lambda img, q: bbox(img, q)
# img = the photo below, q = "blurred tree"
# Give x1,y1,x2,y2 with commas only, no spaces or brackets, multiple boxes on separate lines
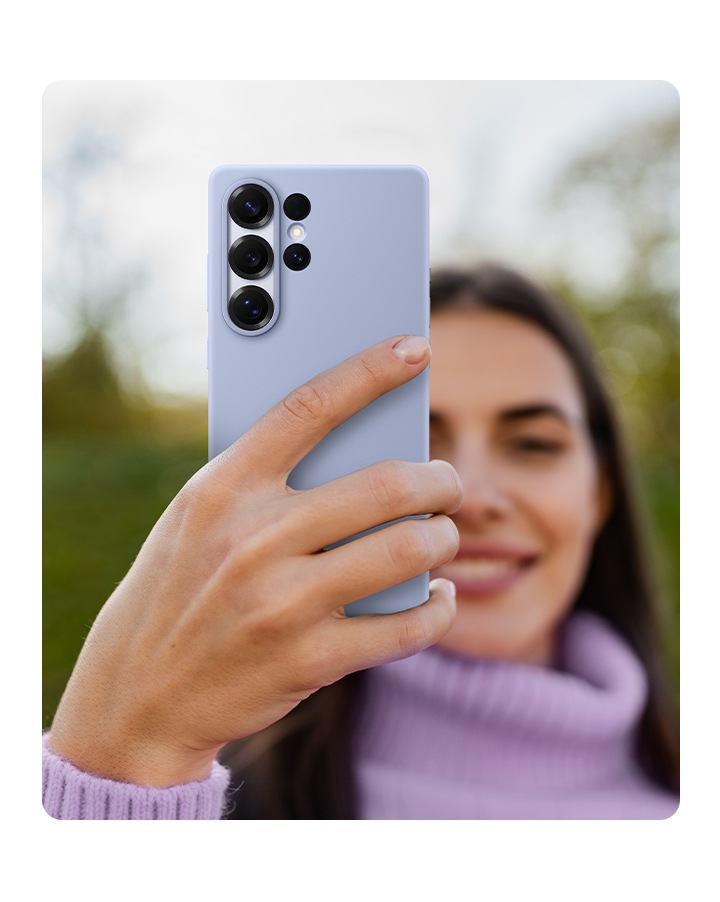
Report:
43,327,135,436
42,125,200,440
43,125,147,385
544,114,679,464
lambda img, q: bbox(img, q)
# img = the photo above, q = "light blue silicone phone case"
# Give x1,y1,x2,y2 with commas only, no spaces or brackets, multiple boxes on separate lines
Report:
208,164,429,615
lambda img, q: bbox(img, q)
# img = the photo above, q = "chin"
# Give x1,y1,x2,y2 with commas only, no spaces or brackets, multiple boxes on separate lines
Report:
435,601,556,667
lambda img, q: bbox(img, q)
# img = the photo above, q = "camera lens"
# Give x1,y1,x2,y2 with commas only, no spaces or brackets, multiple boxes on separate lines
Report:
284,243,311,271
283,193,311,221
228,286,274,331
229,236,273,279
229,185,274,228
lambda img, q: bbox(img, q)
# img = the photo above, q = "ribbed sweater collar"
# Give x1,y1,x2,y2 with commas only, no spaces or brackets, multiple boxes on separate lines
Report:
353,612,649,791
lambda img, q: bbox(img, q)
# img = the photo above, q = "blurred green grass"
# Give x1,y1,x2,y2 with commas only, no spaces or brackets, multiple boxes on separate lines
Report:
42,436,207,727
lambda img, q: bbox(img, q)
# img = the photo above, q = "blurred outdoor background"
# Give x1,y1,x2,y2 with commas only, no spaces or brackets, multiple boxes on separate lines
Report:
42,81,679,726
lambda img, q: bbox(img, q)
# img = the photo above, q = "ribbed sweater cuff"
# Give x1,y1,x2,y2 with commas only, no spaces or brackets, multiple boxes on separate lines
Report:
42,734,231,819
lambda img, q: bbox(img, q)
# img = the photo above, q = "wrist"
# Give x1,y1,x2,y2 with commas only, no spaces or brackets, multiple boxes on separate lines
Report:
42,734,231,819
46,725,219,788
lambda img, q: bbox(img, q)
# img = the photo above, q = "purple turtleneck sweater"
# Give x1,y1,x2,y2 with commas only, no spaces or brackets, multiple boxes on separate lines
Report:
42,612,678,819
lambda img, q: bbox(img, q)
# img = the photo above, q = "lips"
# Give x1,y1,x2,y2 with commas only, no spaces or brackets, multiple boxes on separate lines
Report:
432,541,538,598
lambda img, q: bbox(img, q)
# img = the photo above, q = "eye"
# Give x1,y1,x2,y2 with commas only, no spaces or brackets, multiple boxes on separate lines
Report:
512,437,566,455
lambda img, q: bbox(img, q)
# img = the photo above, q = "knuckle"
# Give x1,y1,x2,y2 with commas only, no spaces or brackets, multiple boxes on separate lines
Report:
387,521,431,573
397,611,430,657
367,461,414,514
431,459,464,510
433,515,460,562
240,591,303,642
283,381,333,425
292,639,334,691
173,469,227,524
225,509,288,573
356,353,386,388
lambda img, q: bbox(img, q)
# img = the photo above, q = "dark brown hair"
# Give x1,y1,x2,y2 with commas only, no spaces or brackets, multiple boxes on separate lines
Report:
220,264,679,818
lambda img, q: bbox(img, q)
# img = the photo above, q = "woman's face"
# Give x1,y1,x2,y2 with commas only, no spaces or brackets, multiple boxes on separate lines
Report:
429,307,610,665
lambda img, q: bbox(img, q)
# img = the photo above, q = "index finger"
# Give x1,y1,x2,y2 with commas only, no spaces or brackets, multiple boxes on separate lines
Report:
216,334,431,484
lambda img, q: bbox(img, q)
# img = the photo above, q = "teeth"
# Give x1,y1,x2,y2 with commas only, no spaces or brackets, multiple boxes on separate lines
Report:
445,558,523,579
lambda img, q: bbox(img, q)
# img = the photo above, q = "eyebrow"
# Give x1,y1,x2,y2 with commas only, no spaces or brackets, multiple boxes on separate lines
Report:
499,404,574,426
430,404,577,427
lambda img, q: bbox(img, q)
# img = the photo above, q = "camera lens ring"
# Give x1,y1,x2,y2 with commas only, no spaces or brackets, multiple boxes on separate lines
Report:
228,184,274,229
229,236,274,280
283,193,311,221
284,243,311,271
228,286,274,331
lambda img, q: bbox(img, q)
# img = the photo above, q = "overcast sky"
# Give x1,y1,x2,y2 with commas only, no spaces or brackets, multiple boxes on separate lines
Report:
42,80,678,398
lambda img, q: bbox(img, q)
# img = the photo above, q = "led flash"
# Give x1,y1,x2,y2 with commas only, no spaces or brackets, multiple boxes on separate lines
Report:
288,223,306,240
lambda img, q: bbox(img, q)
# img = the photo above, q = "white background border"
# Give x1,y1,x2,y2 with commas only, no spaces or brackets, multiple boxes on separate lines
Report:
10,0,712,896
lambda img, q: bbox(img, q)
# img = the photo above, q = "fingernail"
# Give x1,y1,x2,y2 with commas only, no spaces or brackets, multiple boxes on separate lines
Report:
447,580,456,598
392,335,431,364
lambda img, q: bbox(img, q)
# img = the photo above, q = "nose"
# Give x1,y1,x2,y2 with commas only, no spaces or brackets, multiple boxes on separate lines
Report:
450,434,511,526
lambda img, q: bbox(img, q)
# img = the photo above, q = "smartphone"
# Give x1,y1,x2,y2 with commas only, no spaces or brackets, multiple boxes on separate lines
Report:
207,164,429,615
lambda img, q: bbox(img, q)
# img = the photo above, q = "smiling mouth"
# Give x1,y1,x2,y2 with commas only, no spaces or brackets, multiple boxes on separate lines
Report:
432,556,536,596
442,558,526,578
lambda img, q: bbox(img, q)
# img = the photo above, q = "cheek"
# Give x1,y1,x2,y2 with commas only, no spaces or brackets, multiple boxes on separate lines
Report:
519,458,601,580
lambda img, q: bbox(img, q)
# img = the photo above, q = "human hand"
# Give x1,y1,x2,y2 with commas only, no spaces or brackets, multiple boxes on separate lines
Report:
48,335,461,787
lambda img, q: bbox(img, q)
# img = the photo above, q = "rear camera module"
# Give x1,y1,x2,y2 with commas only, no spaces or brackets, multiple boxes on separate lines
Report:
229,184,274,229
228,286,274,331
283,243,311,271
283,193,311,221
229,236,274,279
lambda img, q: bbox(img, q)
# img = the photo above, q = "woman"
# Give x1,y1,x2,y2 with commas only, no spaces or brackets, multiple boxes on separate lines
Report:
43,265,679,819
